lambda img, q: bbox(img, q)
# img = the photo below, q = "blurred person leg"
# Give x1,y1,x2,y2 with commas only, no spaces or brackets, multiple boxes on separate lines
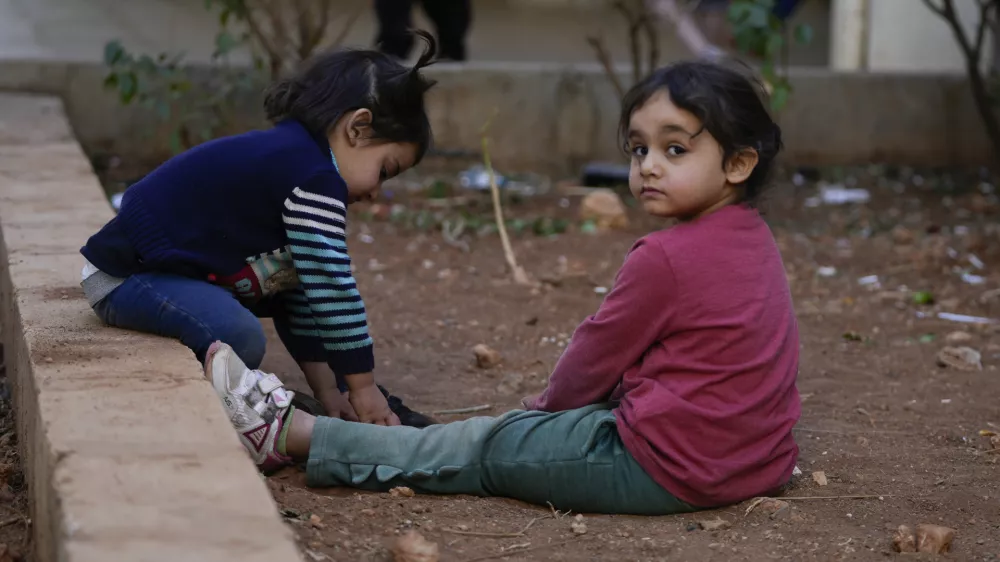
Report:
375,0,415,59
420,0,471,61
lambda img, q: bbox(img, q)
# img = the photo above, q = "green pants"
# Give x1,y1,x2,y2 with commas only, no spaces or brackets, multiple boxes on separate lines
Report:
306,404,700,515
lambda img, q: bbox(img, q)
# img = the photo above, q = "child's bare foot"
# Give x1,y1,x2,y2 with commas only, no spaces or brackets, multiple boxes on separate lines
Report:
204,341,295,473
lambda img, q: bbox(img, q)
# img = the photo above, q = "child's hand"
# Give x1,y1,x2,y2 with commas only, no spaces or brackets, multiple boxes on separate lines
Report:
317,390,359,422
349,383,401,426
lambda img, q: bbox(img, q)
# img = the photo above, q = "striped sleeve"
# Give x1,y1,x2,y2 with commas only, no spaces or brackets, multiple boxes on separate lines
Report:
281,176,374,376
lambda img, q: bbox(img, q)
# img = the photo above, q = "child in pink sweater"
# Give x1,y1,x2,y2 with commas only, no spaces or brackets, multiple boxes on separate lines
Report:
204,61,800,514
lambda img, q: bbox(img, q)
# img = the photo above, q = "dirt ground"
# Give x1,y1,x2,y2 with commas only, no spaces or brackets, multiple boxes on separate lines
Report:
0,344,31,562
243,165,1000,562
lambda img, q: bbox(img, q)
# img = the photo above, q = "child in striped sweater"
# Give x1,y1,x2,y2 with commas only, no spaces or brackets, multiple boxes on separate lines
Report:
80,34,441,429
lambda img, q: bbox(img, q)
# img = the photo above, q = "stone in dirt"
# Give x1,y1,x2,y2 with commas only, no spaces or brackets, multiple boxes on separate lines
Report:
309,514,325,529
571,514,588,535
756,498,791,520
812,471,828,486
936,346,982,371
391,530,439,562
390,486,415,498
945,331,974,345
916,524,957,554
892,525,917,553
472,344,501,369
698,517,731,531
891,225,915,245
579,189,629,231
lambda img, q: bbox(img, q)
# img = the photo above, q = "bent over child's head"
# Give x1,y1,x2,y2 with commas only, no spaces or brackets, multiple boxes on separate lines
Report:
619,61,783,221
265,32,438,202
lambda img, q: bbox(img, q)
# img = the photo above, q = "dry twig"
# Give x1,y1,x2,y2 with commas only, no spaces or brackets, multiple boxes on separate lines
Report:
431,404,493,416
480,110,532,286
460,536,593,562
442,515,551,538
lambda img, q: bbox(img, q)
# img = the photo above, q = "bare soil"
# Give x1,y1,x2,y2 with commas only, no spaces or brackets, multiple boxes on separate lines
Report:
251,167,1000,562
0,344,31,562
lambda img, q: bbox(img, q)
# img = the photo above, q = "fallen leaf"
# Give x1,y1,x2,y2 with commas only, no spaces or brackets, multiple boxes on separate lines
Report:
916,524,956,554
892,525,917,553
812,471,828,486
936,346,983,371
390,486,415,498
391,530,439,562
570,513,587,535
698,517,731,531
472,344,501,369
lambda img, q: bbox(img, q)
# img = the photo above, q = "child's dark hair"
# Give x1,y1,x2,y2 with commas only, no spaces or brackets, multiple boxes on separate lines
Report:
618,61,783,203
265,31,438,163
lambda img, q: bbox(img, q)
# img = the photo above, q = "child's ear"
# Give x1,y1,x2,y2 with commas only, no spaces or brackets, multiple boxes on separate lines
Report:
724,148,759,185
346,109,374,147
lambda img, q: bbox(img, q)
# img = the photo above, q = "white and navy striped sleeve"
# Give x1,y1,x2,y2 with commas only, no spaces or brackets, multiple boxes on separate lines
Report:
281,174,374,375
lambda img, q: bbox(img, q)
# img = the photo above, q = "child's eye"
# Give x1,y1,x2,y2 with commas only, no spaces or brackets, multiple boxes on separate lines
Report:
666,145,687,156
379,167,388,180
630,145,648,158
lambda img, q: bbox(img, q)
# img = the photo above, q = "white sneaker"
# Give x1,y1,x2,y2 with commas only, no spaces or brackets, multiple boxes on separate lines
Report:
205,342,294,473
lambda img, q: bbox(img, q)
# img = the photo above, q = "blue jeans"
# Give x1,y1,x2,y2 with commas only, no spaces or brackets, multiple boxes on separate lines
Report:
93,273,336,384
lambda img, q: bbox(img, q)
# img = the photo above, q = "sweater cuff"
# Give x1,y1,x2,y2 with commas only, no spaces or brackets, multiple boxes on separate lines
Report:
327,345,375,376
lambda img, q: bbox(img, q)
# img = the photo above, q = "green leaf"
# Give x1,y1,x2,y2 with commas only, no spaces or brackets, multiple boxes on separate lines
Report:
770,83,790,111
214,31,241,58
913,291,936,305
103,40,126,65
794,23,814,45
119,73,138,104
765,32,784,58
103,73,119,90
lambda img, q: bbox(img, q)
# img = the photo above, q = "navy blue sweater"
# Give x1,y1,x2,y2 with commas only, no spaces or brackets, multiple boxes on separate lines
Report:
81,120,374,375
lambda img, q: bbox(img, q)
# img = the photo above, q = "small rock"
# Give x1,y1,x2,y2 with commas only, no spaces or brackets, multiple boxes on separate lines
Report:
390,486,415,498
936,346,983,371
472,344,501,369
495,372,524,395
991,434,1000,450
360,508,376,516
945,331,974,345
756,498,791,520
891,225,915,245
309,514,325,529
305,550,330,561
698,517,731,531
579,189,629,231
390,530,439,562
916,524,956,554
892,525,917,553
812,471,828,487
570,514,587,535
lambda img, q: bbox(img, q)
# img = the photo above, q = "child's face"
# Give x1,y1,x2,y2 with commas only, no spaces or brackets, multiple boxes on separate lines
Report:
625,90,756,220
330,110,419,203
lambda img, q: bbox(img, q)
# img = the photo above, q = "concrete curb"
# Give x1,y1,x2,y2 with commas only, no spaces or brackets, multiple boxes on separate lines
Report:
0,94,301,561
